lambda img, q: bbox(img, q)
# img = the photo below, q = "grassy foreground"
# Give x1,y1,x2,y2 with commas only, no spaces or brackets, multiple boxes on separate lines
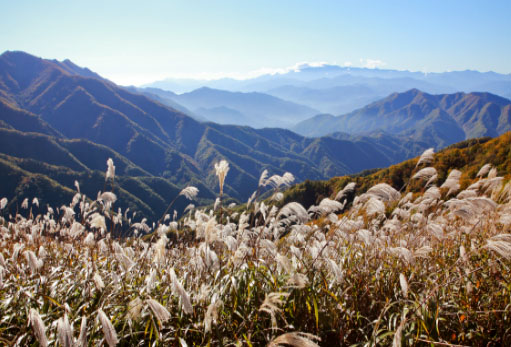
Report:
0,153,510,346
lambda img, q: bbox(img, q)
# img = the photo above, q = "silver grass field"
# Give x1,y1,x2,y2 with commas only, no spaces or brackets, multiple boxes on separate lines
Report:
1,152,511,346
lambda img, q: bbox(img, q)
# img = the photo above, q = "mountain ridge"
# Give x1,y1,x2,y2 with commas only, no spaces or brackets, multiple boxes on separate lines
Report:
1,51,508,222
0,51,435,218
293,89,511,147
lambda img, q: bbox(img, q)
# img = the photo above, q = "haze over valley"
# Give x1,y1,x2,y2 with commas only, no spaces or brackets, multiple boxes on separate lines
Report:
143,63,511,126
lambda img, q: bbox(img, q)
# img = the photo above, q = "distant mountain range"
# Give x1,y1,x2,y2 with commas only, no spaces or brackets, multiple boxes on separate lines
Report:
0,51,443,221
145,63,511,117
293,89,511,147
131,86,319,128
172,87,319,128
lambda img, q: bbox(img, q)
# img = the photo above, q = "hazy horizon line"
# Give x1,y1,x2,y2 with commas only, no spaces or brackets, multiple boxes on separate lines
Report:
2,50,509,87
133,61,510,87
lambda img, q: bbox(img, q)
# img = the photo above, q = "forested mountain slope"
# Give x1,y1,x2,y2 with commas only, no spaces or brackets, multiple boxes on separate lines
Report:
283,132,511,209
0,51,434,221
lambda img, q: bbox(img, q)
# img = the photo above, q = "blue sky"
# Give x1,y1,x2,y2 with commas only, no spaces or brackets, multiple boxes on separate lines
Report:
1,0,510,85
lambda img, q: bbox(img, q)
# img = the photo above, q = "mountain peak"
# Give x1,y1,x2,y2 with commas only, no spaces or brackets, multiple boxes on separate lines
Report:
0,50,47,67
0,50,40,60
406,88,422,94
395,88,425,98
0,50,104,85
383,88,429,109
195,86,213,91
0,51,67,94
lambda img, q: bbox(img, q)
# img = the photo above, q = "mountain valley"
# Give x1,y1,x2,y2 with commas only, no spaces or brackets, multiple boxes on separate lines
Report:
0,51,510,222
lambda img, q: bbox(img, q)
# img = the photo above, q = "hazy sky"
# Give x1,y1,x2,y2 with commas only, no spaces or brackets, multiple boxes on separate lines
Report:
1,0,510,85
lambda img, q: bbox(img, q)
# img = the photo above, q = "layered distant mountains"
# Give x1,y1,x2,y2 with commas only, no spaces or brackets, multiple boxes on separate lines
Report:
0,51,442,220
0,51,510,221
145,62,511,118
132,86,319,128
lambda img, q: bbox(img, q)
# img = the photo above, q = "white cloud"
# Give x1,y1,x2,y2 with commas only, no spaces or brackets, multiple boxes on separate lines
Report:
244,61,330,78
360,58,387,69
126,59,392,85
292,61,330,70
164,61,333,81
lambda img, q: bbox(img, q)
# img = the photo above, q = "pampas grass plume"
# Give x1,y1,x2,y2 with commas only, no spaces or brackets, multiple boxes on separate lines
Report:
416,148,434,167
128,297,144,322
0,197,7,210
399,273,409,298
77,316,88,347
485,234,511,259
98,309,119,347
214,160,230,195
106,158,115,180
268,332,321,347
57,314,73,347
147,298,171,324
169,268,193,314
204,297,223,333
259,292,290,329
93,272,105,291
29,308,48,347
179,186,199,200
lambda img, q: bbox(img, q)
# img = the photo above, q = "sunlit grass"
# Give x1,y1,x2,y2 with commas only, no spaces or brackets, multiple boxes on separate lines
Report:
0,155,510,346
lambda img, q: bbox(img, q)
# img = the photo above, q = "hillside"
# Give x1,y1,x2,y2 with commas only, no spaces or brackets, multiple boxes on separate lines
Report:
0,51,437,220
283,132,511,209
293,89,511,148
0,99,61,136
0,129,215,221
3,132,511,346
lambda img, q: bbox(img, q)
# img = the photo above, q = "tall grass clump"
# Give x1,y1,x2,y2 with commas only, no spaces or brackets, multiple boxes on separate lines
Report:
0,155,510,346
